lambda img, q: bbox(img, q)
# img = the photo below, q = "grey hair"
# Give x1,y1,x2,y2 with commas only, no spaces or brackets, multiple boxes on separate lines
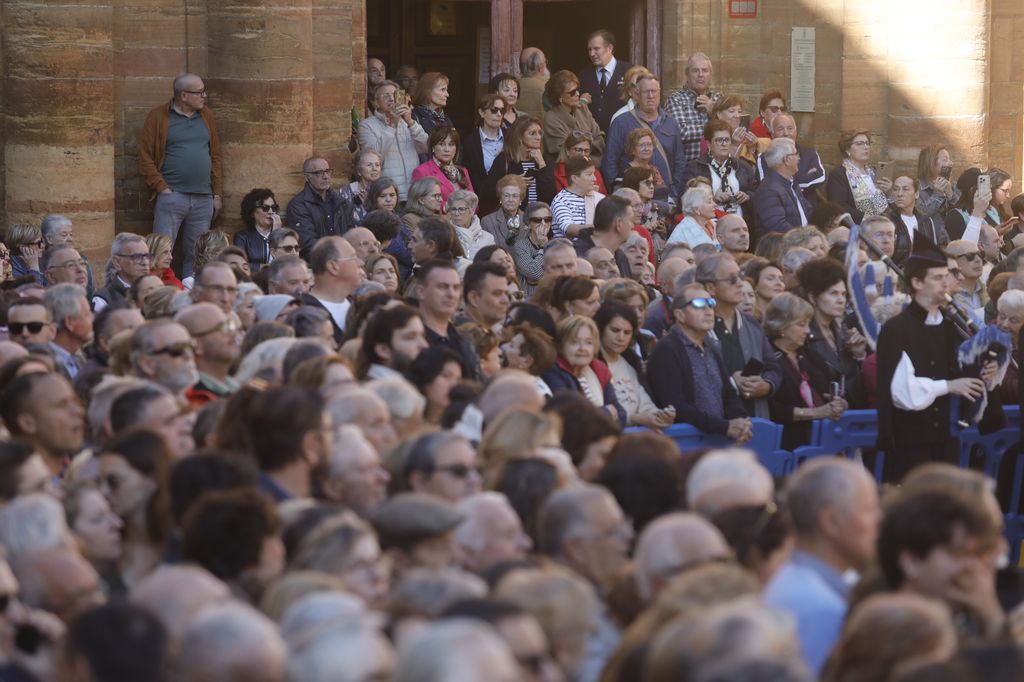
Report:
681,185,712,215
695,253,735,285
405,177,442,217
763,292,814,339
998,289,1024,315
860,214,895,234
234,282,262,313
673,267,697,294
685,448,774,514
111,232,146,257
519,47,547,76
613,187,640,202
446,189,479,211
394,619,513,682
389,569,488,619
40,214,72,240
177,601,286,682
454,492,514,552
282,593,387,682
364,377,426,420
537,484,613,558
326,388,388,427
785,457,869,536
43,283,87,330
372,80,400,100
235,337,299,383
686,52,713,72
327,425,375,479
624,231,647,248
172,72,203,98
87,375,149,445
764,137,797,168
0,493,68,563
780,247,815,274
291,512,374,574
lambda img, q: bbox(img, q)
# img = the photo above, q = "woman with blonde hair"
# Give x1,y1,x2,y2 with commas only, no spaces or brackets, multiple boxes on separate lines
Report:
6,223,46,285
479,407,562,484
781,225,828,259
143,233,183,289
609,65,652,126
182,229,229,290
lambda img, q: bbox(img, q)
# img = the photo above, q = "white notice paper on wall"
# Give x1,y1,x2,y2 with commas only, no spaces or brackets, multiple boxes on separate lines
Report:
791,27,815,112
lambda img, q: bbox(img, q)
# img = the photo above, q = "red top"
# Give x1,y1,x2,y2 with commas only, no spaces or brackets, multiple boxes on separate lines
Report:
159,267,184,290
554,163,609,195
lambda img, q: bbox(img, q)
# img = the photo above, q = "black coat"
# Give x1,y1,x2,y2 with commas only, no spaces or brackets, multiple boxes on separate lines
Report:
804,318,865,409
298,292,346,348
506,159,556,207
682,154,759,226
233,228,270,271
885,206,948,267
646,326,748,435
578,60,631,134
284,183,355,259
768,346,831,450
462,128,508,216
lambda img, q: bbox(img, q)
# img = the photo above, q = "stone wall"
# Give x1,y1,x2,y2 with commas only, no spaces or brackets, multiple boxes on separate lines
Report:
2,0,366,265
661,0,1022,189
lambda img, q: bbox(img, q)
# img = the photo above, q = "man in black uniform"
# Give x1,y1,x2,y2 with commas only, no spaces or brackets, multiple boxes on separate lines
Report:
876,232,998,482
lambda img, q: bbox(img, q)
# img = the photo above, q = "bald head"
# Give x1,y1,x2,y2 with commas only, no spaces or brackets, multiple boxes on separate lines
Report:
132,564,230,642
715,215,750,254
174,302,225,336
634,512,731,601
656,258,690,298
686,448,774,516
344,227,381,263
478,370,545,424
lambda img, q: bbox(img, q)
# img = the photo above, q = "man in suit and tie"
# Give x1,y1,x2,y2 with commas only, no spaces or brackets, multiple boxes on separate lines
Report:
752,137,813,238
578,30,631,134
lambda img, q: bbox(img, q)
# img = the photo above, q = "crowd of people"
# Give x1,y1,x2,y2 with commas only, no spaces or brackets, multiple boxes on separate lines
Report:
0,26,1020,682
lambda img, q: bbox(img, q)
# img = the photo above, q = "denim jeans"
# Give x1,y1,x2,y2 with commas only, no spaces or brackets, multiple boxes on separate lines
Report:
153,191,214,277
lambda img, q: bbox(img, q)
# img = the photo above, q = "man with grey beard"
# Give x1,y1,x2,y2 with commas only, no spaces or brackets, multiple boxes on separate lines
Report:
129,319,200,402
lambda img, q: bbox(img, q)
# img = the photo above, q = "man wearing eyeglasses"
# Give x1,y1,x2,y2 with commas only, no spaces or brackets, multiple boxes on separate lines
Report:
284,156,356,260
175,302,241,400
41,214,95,297
139,72,222,278
646,282,753,443
93,234,151,312
190,261,238,315
41,244,89,289
946,239,987,314
129,319,199,402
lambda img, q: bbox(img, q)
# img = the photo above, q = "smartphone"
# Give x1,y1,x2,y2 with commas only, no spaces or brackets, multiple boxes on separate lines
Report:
741,357,764,376
395,89,407,106
978,173,991,194
739,114,751,129
940,166,952,180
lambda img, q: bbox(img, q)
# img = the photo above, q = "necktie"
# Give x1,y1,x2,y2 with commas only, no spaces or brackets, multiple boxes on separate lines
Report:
599,68,607,88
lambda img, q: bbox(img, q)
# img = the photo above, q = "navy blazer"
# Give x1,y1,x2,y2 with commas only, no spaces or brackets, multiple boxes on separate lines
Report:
751,168,812,237
646,327,748,435
462,127,508,216
541,361,627,426
578,60,631,134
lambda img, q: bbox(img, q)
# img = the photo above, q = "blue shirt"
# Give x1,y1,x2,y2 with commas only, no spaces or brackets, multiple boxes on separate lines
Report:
480,128,504,173
48,342,80,380
763,550,851,675
679,333,724,421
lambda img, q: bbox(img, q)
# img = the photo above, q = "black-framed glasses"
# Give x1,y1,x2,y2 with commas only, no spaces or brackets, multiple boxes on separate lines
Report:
257,204,280,213
149,340,196,358
948,267,963,278
183,89,207,96
434,463,482,479
275,245,299,253
116,252,151,263
685,296,717,309
566,88,580,97
8,321,48,335
486,106,506,115
528,216,553,224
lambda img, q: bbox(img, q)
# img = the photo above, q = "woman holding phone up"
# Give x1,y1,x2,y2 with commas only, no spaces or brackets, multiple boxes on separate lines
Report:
916,144,959,237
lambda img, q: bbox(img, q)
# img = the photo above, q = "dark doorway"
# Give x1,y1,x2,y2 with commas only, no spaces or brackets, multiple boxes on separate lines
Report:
523,1,633,77
367,0,491,127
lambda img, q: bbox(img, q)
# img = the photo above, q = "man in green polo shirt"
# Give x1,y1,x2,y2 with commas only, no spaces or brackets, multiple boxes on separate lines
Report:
139,72,223,278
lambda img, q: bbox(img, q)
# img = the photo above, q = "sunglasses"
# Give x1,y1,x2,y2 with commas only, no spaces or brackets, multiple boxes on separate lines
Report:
528,216,553,224
149,340,195,358
434,463,482,479
485,106,506,115
685,296,717,309
8,321,48,335
713,274,743,285
276,245,299,253
765,105,788,113
957,252,982,263
257,204,280,213
567,88,579,97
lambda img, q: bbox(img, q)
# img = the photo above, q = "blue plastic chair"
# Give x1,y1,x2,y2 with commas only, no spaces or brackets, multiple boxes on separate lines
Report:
659,418,791,475
792,410,885,481
955,406,1021,480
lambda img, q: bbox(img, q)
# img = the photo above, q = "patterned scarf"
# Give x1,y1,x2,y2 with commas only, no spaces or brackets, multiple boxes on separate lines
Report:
843,159,889,218
436,160,468,188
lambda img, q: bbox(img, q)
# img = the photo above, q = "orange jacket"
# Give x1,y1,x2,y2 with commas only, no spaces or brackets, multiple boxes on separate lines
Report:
138,101,223,199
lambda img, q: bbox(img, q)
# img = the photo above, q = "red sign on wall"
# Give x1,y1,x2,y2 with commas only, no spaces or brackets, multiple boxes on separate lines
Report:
729,0,757,18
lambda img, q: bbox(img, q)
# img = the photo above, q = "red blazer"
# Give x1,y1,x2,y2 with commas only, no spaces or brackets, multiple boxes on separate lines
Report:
411,160,475,207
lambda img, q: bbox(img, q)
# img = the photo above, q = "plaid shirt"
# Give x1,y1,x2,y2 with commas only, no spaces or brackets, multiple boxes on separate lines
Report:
664,85,722,163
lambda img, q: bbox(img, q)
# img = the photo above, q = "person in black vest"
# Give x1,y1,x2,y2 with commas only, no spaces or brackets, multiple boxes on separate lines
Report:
93,233,151,312
578,30,631,134
876,231,1000,482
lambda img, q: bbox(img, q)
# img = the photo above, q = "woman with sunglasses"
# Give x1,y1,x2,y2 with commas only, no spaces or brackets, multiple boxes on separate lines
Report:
268,227,301,263
411,126,474,207
750,89,787,139
764,292,847,450
554,133,608,194
235,187,281,272
463,94,511,216
511,202,554,294
542,70,604,162
6,223,47,286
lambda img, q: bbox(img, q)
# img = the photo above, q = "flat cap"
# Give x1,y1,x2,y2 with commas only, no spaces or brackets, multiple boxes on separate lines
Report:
370,493,465,543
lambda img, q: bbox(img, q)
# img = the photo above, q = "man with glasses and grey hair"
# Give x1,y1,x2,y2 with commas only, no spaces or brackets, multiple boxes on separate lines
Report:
43,283,94,380
129,318,199,402
40,214,96,294
92,233,151,312
139,72,222,278
284,155,356,260
41,243,88,289
751,137,813,238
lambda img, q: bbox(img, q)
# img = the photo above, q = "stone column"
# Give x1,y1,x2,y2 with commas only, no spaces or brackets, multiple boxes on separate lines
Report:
989,0,1024,184
3,0,116,263
311,0,357,178
206,0,315,232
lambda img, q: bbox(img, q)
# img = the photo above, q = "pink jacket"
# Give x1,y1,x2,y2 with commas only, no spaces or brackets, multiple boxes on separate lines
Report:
411,160,475,207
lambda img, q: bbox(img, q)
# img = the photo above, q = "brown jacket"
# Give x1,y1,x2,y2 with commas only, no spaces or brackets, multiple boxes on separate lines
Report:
138,101,223,199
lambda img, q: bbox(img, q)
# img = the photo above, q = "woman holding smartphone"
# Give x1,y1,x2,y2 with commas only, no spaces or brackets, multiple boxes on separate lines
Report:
944,167,1002,241
916,144,959,237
